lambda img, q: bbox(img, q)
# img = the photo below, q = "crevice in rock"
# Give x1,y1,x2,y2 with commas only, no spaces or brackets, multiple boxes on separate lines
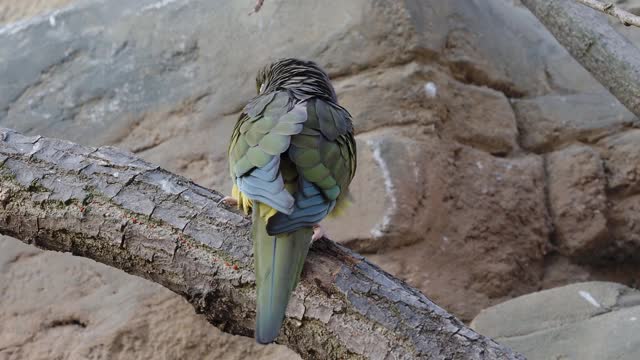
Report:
45,318,88,329
5,250,41,266
108,90,211,154
7,48,85,113
541,153,558,249
508,98,526,154
446,60,525,99
159,39,200,73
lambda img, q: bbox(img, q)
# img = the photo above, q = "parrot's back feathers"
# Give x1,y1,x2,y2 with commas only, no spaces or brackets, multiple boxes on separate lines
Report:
265,96,355,234
245,91,278,118
295,98,356,200
267,178,336,234
227,58,356,344
229,91,307,216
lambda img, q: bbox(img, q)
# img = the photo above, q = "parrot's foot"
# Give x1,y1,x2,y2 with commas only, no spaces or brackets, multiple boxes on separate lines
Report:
312,224,325,242
218,196,238,207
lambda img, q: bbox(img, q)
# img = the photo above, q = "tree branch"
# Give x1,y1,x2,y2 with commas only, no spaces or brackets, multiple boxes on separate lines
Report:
575,0,640,28
0,128,523,359
520,0,640,118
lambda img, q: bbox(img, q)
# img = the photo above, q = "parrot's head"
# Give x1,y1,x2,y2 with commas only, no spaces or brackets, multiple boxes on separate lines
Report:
255,58,337,101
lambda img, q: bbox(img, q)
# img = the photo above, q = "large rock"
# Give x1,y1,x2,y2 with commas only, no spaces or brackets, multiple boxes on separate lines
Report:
406,0,607,96
333,62,442,135
439,80,518,155
324,131,445,252
335,61,518,157
0,0,75,24
599,130,640,260
0,0,417,147
326,61,521,252
471,282,640,360
513,93,638,152
608,195,640,260
546,145,609,258
0,236,297,360
600,129,640,196
337,58,519,142
368,146,550,321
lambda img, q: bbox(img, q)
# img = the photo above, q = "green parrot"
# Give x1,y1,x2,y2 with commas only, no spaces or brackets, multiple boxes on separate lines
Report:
224,58,356,344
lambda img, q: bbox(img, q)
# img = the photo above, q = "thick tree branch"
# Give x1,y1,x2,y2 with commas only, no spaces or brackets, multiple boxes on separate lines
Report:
521,0,640,118
0,128,522,359
576,0,640,27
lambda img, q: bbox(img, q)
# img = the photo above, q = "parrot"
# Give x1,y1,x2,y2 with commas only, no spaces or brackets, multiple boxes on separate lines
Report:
223,58,356,344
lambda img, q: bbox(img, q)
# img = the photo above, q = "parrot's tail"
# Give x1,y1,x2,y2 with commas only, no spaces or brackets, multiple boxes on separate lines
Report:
252,203,313,344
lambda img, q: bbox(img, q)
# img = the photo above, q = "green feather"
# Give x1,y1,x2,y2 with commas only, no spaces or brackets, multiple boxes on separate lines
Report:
299,127,321,136
291,134,318,148
337,136,350,162
251,116,277,134
253,205,312,344
321,141,341,164
234,157,254,177
305,100,320,130
315,175,337,189
246,92,277,118
279,109,306,124
232,137,250,158
258,134,290,155
244,126,265,146
263,92,290,117
316,100,339,140
280,157,298,182
290,147,321,166
331,106,348,134
247,147,271,167
240,119,253,134
303,163,330,182
335,164,350,188
323,185,341,200
271,122,303,135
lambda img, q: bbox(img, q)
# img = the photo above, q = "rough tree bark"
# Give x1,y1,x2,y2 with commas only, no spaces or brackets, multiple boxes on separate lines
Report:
575,0,640,28
520,0,640,119
0,128,523,360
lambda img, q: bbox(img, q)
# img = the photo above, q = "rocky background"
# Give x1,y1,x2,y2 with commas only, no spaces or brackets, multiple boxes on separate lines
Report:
1,0,640,359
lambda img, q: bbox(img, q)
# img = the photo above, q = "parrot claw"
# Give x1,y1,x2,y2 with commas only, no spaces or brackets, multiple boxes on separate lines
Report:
312,224,325,242
218,196,238,208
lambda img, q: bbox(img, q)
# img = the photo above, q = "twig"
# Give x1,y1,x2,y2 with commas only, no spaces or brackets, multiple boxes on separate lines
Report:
249,0,265,15
575,0,640,27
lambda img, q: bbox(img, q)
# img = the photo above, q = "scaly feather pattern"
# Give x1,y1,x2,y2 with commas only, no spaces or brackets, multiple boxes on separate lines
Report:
227,58,356,344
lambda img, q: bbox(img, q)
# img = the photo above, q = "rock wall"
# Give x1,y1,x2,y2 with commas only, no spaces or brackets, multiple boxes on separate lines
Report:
0,0,75,24
1,0,640,358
